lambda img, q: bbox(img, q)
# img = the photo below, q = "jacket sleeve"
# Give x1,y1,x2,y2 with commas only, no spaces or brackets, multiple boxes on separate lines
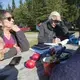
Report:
38,24,45,43
16,31,30,52
60,21,69,34
59,21,70,38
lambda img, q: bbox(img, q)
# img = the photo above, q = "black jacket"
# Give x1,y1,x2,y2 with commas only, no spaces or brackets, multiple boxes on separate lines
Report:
38,20,70,43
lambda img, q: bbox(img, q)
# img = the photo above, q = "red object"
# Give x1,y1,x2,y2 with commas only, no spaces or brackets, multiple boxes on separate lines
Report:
4,44,14,48
31,53,40,61
25,59,36,69
43,62,55,76
20,27,31,32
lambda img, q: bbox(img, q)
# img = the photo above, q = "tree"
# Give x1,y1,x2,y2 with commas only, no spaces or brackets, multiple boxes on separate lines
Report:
12,2,30,26
12,0,16,11
31,0,48,24
7,4,12,12
66,0,80,22
19,0,23,7
12,0,80,31
0,2,3,9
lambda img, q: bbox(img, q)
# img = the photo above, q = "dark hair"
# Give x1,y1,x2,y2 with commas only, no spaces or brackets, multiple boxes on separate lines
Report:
0,10,10,36
0,10,10,20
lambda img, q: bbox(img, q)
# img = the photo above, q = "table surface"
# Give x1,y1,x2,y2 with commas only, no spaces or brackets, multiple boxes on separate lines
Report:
0,44,79,80
0,50,42,80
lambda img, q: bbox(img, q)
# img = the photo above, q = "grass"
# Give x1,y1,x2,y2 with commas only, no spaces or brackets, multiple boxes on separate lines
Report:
25,31,38,47
25,31,38,34
30,39,38,47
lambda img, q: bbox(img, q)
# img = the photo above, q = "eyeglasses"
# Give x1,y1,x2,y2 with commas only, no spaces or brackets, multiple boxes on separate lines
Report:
0,25,2,28
51,19,60,24
53,20,60,23
3,16,14,21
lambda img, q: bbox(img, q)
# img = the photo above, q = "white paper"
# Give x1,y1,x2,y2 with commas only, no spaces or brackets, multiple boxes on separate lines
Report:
44,39,69,46
59,39,69,45
44,43,58,46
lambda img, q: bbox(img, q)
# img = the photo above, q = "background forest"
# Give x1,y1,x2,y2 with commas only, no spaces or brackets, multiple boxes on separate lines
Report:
0,0,80,30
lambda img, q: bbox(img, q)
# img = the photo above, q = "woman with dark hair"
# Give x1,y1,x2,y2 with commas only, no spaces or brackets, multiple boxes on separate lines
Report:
0,10,29,60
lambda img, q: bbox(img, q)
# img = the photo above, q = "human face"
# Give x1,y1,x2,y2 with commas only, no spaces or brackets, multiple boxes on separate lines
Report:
51,21,56,28
2,12,14,30
50,19,57,28
51,15,61,28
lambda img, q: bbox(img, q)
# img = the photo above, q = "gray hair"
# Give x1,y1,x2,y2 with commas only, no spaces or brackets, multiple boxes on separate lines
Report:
48,11,60,20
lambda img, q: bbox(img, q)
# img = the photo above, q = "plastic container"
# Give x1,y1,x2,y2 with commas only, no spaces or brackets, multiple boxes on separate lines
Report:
42,56,57,76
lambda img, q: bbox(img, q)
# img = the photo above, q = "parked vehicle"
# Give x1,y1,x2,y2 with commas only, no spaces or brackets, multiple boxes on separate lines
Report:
19,26,31,32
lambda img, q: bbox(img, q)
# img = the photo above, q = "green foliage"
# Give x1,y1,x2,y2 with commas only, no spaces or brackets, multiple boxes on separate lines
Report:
31,0,48,24
7,4,12,12
8,0,80,30
20,0,23,5
67,5,79,22
0,2,3,9
12,0,16,11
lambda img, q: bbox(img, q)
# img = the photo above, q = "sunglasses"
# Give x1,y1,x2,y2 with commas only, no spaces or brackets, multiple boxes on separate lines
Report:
3,16,14,21
51,19,60,24
53,20,60,23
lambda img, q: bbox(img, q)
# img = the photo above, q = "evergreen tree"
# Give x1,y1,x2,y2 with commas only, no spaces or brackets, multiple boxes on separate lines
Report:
19,0,23,7
31,0,48,24
20,0,23,5
66,0,80,22
12,0,80,30
0,2,3,9
12,0,16,11
7,4,12,12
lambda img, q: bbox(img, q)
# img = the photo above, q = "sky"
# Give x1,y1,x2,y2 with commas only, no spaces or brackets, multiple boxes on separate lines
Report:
0,0,25,9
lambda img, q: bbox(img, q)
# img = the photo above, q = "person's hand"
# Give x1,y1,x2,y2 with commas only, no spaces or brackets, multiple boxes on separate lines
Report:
0,37,5,50
53,38,61,43
0,48,10,60
11,25,20,32
0,50,4,61
13,44,21,53
2,48,10,53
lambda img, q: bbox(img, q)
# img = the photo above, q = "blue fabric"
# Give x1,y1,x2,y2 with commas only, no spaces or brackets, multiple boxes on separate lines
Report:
31,45,63,55
31,48,50,54
50,49,80,80
68,35,79,45
0,65,18,80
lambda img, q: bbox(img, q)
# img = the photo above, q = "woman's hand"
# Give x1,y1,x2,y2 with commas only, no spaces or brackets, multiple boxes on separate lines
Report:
53,38,61,43
11,25,20,32
0,37,5,50
0,48,10,60
13,44,21,53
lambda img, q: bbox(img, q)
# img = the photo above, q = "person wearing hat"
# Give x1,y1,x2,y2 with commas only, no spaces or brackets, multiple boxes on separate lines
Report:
38,11,70,44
